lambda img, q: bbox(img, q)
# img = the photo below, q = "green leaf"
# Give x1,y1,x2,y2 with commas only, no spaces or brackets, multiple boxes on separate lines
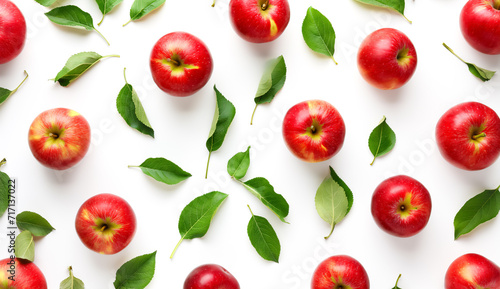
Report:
0,159,9,218
442,43,496,82
0,71,28,106
302,7,337,63
95,0,123,25
114,251,156,289
117,68,154,137
129,157,191,185
124,0,166,26
315,176,349,239
227,146,251,180
247,205,281,263
241,177,289,223
15,231,35,262
454,186,500,239
353,0,410,22
205,86,236,178
60,266,85,289
34,0,58,7
329,166,353,215
368,116,396,165
251,55,287,125
392,274,402,289
171,191,228,258
54,52,119,87
45,5,109,45
16,211,55,236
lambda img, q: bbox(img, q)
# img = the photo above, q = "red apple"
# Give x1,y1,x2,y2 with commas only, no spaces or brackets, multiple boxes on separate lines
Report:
184,264,240,289
460,0,500,55
150,32,213,97
28,108,91,170
311,255,370,289
436,102,500,171
445,253,500,289
0,258,47,289
75,193,136,255
282,100,345,162
371,175,432,238
0,0,26,64
357,28,417,90
229,0,290,43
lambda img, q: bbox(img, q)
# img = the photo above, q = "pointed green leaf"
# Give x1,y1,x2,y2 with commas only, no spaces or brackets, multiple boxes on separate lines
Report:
45,5,95,30
54,52,119,87
353,0,410,22
34,0,58,7
247,206,281,263
368,116,396,165
205,86,236,178
124,0,166,25
242,177,289,223
454,186,500,239
117,68,154,137
315,176,349,239
329,166,353,215
302,7,337,63
96,0,123,25
16,211,55,236
15,231,35,262
171,192,228,258
443,43,496,82
0,71,28,106
392,274,402,289
129,157,191,185
227,146,251,180
114,251,156,289
60,266,85,289
0,170,9,218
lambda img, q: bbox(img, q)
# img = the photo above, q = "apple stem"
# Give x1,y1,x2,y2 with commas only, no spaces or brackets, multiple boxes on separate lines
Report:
170,237,184,259
331,56,338,65
123,19,133,27
493,0,500,9
212,0,216,7
205,151,212,179
0,158,6,168
93,28,110,46
49,132,59,139
324,222,335,239
261,0,269,10
394,274,402,287
250,104,258,125
402,14,412,24
472,132,486,140
443,43,467,64
166,58,181,67
100,224,108,232
310,125,316,134
97,14,105,26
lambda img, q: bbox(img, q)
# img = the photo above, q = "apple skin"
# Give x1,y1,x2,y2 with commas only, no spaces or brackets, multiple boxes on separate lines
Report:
311,255,370,289
445,253,500,289
460,0,500,55
357,28,417,90
229,0,290,43
0,258,48,289
28,108,91,170
371,175,432,238
184,264,240,289
282,100,346,163
0,0,26,64
75,193,137,255
436,102,500,171
150,32,213,97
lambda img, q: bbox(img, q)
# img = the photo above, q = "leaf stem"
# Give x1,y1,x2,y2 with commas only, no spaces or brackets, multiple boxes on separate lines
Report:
123,19,132,27
0,158,6,168
205,151,212,179
331,56,338,65
402,14,412,24
394,274,402,287
102,54,121,59
123,67,128,84
443,43,466,64
93,28,110,46
250,104,258,125
170,237,184,259
212,0,216,6
68,266,74,278
325,223,335,239
370,156,376,166
10,71,29,97
247,204,254,216
98,14,105,26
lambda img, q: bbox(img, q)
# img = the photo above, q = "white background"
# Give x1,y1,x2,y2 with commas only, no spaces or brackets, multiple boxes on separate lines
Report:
1,0,500,288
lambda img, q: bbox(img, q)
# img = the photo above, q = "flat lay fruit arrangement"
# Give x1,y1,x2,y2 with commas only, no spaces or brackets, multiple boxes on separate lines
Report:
1,0,500,288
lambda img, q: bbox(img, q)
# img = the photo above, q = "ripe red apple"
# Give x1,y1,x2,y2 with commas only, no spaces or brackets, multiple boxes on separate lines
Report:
445,253,500,289
371,175,432,238
436,102,500,171
282,100,346,162
75,193,137,255
150,32,213,97
0,0,26,64
229,0,290,43
311,255,370,289
184,264,240,289
28,108,91,170
0,258,47,289
357,28,417,90
460,0,500,55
